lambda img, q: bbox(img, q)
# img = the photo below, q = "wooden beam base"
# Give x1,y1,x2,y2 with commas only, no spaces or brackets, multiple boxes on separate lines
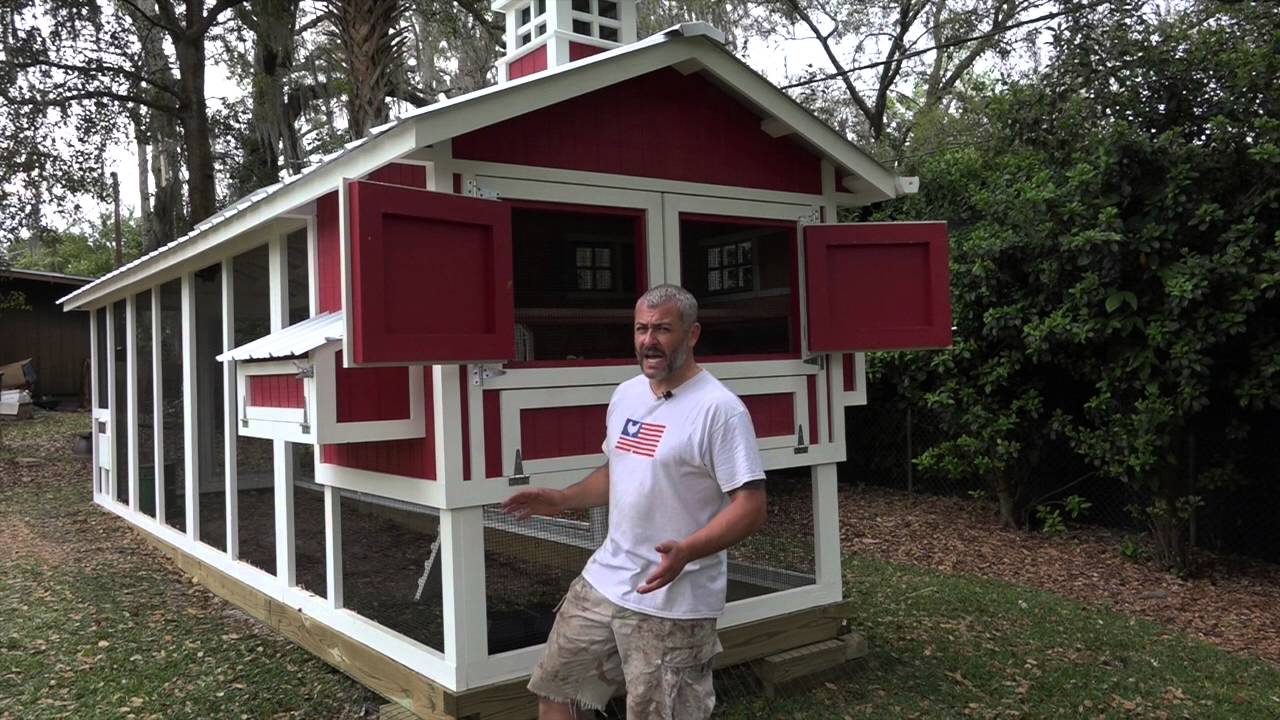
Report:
134,525,854,720
752,631,870,699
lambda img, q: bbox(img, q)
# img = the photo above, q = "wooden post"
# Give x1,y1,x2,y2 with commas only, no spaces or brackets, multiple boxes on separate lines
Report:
152,289,166,525
269,234,296,587
222,257,239,559
126,294,140,512
182,273,201,539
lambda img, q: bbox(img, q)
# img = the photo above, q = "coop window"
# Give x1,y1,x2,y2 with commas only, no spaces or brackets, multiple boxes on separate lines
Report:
570,0,622,41
706,240,756,294
574,245,615,291
511,204,643,364
515,1,546,46
679,216,799,357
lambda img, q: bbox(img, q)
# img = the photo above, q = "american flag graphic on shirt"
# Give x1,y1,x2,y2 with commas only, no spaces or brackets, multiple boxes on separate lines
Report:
617,418,666,458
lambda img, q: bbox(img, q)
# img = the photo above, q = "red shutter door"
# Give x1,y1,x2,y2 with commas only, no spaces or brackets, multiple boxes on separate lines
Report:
347,181,515,364
804,222,951,352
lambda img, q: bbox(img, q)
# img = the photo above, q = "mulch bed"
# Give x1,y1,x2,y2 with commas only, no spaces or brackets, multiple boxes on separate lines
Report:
838,485,1280,668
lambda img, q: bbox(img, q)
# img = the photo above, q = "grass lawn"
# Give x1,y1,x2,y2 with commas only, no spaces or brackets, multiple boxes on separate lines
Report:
3,411,1279,718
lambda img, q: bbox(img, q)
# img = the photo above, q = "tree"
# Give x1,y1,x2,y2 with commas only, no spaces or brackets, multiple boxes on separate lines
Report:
880,0,1280,570
1,0,249,238
323,0,411,141
751,0,1059,156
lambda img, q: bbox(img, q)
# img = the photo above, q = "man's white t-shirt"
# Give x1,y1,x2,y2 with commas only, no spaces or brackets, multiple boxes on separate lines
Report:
580,369,766,619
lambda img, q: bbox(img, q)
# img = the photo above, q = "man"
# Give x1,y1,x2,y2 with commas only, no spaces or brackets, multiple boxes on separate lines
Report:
502,284,768,719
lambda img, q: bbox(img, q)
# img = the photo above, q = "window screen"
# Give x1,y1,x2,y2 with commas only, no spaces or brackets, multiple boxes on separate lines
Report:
511,206,642,363
679,217,798,357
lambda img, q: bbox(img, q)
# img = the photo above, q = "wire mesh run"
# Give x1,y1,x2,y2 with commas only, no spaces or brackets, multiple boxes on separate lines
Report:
235,436,276,575
340,490,444,653
483,504,603,655
291,444,326,599
727,469,816,601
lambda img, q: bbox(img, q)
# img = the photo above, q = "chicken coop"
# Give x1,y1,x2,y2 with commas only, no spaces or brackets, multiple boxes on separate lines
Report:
60,4,951,717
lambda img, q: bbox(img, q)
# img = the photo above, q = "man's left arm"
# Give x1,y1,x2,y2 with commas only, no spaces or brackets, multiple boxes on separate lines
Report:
637,481,766,594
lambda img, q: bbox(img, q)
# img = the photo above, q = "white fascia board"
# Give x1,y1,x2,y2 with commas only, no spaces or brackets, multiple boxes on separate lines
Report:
60,122,420,312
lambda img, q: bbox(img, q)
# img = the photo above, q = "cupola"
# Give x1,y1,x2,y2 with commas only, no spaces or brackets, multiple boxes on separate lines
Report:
492,0,638,82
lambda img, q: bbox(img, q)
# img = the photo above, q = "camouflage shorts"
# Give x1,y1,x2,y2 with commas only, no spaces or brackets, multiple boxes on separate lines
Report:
527,576,722,719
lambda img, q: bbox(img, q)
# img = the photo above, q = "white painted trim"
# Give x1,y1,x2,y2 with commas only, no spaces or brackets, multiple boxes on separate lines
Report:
324,484,344,609
441,507,488,676
311,347,426,444
275,440,296,587
844,351,867,407
182,274,200,539
316,462,447,507
434,366,465,482
339,177,354,362
466,366,484,482
498,385,612,477
151,289,166,525
472,174,665,286
454,159,827,209
89,310,102,493
812,463,841,591
126,294,140,512
222,257,239,560
479,358,816,391
306,215,319,319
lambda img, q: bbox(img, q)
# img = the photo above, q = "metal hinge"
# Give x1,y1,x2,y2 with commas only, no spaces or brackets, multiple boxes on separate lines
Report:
471,364,506,386
798,207,822,226
464,179,501,200
508,448,530,487
794,425,809,454
293,361,315,379
803,355,826,370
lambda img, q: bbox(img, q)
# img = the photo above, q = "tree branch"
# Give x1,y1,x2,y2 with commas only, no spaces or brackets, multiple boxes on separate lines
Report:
783,0,875,128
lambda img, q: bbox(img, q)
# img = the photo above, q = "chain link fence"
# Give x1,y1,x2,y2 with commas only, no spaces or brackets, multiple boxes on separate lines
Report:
840,396,1280,564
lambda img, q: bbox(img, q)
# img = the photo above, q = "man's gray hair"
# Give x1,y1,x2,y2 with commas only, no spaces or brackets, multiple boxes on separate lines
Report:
638,284,698,326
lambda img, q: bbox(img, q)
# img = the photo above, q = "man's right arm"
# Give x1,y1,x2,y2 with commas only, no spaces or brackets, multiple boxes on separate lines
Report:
501,463,609,519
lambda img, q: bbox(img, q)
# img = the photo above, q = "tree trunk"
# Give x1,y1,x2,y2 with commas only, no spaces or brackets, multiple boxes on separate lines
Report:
174,32,216,223
134,124,153,253
995,474,1017,529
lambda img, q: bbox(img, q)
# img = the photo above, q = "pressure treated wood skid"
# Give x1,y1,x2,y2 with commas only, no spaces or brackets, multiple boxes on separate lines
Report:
62,7,949,718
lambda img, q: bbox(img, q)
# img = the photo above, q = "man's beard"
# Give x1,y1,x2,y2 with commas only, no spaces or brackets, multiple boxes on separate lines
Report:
638,342,690,380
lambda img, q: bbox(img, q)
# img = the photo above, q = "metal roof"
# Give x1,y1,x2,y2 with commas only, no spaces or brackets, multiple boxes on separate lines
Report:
216,311,344,362
1,268,93,286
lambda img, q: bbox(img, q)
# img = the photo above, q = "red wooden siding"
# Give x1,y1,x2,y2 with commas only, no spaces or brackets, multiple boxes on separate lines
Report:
508,45,548,80
484,390,501,478
368,163,426,187
317,192,341,313
569,42,606,61
453,69,822,194
805,222,952,352
843,354,856,391
248,374,305,408
347,181,515,364
739,393,794,438
334,350,411,422
322,368,436,478
520,405,607,461
807,375,819,446
316,165,431,315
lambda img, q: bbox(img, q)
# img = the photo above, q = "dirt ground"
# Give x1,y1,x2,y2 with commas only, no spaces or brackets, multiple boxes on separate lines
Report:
838,485,1280,668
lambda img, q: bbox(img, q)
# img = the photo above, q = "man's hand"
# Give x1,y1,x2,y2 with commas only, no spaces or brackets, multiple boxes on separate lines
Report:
501,487,566,520
637,540,691,594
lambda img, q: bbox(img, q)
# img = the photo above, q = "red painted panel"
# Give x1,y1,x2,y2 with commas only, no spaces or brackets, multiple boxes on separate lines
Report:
843,354,856,392
322,368,436,478
569,41,606,62
347,181,515,364
453,69,822,194
333,350,411,422
248,374,305,408
739,393,793,439
317,192,341,313
805,222,952,352
521,405,607,460
807,375,819,447
485,390,501,478
508,44,548,80
368,162,427,188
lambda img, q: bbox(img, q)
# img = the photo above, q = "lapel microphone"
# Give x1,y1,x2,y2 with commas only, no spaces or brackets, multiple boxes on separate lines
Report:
662,390,673,400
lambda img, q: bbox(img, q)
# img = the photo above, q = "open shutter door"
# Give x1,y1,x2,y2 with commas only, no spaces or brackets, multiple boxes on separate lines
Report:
346,180,514,364
805,222,951,352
